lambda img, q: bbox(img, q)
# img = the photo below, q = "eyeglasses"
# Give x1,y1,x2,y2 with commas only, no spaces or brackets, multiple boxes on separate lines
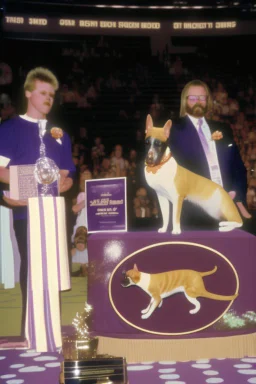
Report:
187,95,207,102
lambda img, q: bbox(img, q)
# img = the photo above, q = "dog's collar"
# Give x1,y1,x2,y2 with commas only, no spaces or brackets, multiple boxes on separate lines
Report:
145,152,172,174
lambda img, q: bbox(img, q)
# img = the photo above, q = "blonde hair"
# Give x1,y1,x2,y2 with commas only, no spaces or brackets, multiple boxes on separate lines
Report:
179,79,213,117
80,170,92,182
24,67,59,92
74,235,86,245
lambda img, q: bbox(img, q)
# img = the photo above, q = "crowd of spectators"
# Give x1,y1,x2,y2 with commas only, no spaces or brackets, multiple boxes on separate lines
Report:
1,34,256,273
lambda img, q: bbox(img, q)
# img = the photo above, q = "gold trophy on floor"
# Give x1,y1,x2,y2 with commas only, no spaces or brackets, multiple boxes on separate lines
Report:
60,302,127,383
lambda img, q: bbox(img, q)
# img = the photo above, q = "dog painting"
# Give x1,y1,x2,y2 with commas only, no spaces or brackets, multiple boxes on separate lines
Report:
121,264,238,319
144,114,243,234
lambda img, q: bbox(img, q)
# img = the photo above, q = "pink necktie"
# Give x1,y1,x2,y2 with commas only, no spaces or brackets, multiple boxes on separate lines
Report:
198,118,209,156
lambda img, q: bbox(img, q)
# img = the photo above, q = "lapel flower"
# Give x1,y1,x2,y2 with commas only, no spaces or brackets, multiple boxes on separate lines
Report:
51,127,63,140
211,130,223,141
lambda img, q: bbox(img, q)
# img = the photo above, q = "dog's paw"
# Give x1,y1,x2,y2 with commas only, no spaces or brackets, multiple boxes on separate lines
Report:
172,228,181,235
141,313,150,320
158,227,167,233
141,308,149,314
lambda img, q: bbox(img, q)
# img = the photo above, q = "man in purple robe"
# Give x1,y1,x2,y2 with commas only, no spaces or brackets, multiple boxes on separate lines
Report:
0,67,76,343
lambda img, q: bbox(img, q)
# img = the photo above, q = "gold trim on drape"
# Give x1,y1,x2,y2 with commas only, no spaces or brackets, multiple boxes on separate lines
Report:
97,333,256,363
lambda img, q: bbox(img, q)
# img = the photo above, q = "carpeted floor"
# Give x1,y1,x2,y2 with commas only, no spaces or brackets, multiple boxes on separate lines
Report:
1,277,256,383
0,277,87,336
0,351,256,383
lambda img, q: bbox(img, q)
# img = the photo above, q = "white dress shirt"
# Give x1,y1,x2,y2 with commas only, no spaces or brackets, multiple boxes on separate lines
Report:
187,114,223,186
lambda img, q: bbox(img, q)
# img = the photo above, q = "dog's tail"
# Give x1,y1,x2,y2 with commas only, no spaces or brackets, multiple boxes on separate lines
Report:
200,290,238,301
199,266,217,277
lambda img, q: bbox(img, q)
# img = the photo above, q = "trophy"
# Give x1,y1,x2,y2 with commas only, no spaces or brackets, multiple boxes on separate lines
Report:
60,302,127,384
34,120,60,197
34,156,59,196
62,302,98,361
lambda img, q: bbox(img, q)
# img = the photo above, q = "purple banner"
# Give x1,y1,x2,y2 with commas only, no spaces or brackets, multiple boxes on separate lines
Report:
86,177,127,233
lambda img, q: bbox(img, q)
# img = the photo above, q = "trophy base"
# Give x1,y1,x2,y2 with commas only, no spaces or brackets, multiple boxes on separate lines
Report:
62,336,99,360
59,356,128,384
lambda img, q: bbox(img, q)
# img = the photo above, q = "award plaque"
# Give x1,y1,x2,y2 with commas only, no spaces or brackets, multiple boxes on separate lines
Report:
60,303,127,384
10,164,39,200
9,164,59,200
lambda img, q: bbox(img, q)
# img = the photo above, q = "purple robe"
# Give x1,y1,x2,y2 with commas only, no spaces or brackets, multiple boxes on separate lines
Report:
0,116,76,219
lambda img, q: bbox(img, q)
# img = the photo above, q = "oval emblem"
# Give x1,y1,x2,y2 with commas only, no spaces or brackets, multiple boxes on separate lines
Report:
109,242,239,335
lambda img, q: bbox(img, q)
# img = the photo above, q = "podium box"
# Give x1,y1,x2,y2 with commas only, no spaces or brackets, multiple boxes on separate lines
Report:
87,230,256,362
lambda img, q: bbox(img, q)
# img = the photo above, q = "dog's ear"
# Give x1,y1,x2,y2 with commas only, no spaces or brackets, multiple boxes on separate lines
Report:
133,264,138,271
145,114,153,135
163,119,172,139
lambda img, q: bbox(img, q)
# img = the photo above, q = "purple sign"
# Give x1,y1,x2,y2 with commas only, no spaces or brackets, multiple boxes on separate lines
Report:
86,177,127,233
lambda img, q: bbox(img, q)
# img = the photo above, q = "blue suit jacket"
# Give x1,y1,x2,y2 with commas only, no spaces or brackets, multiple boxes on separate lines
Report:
170,116,247,204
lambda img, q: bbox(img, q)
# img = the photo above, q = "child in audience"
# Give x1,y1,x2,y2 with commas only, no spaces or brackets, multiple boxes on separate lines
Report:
71,169,92,242
71,226,88,277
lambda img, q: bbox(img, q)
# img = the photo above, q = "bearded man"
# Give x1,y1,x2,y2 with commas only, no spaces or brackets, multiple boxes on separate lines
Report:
169,79,251,230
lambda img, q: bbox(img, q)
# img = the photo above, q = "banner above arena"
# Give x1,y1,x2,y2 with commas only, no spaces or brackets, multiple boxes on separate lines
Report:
3,15,256,36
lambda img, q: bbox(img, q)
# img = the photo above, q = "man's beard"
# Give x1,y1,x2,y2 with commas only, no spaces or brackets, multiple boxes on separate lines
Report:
186,103,207,118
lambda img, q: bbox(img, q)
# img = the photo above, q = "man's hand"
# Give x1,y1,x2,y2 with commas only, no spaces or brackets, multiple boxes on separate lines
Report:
0,166,10,184
3,195,27,207
228,191,236,200
59,170,73,193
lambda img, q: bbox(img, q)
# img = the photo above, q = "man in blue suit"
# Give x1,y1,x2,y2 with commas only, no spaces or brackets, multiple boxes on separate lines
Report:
170,79,252,230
